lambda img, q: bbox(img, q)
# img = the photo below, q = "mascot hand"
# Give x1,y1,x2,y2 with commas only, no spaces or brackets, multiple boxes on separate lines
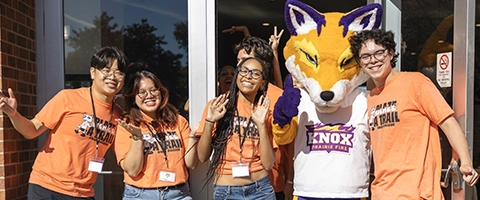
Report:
273,74,301,128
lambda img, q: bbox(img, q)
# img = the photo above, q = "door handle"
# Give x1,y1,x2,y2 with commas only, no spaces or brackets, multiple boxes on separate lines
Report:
441,160,464,190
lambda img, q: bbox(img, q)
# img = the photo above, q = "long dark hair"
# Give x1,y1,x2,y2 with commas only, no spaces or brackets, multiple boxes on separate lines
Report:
123,70,178,128
205,57,269,184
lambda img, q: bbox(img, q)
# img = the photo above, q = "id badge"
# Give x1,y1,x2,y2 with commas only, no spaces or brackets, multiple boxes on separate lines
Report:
159,170,176,183
88,157,105,173
231,162,250,178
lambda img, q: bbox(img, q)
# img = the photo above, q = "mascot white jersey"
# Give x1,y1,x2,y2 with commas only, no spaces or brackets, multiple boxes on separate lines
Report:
272,0,382,198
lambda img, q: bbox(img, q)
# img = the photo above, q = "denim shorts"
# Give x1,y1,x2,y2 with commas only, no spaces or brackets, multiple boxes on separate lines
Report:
123,182,192,200
213,175,276,200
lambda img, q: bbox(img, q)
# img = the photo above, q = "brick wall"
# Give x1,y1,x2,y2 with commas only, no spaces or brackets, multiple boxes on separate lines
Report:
0,0,37,199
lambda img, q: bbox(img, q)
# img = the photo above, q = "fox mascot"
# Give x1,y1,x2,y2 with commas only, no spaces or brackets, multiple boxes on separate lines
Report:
273,0,382,198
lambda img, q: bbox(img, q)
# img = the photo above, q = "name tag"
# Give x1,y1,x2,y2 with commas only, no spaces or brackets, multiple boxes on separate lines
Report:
88,157,105,173
231,162,250,178
159,171,176,182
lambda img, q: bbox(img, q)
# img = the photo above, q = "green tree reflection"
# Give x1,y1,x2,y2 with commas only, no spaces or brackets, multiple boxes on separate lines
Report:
65,12,188,113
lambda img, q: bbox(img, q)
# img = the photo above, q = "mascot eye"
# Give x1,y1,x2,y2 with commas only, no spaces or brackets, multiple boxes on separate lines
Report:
340,57,353,68
301,49,318,67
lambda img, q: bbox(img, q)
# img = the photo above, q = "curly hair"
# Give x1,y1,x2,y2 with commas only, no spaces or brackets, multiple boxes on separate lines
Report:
349,29,399,68
233,36,274,83
205,57,269,185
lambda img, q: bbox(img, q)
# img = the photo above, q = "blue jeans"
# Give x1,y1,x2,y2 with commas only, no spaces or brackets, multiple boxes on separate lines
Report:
213,175,276,200
123,182,192,200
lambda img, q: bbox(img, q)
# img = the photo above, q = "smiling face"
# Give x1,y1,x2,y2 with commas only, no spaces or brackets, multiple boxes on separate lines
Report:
236,58,265,103
358,39,394,87
90,59,125,102
218,65,235,94
135,77,161,119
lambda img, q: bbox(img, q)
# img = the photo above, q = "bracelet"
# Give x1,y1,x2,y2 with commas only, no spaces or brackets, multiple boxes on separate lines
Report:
205,119,215,123
287,180,293,184
189,135,200,139
132,135,142,141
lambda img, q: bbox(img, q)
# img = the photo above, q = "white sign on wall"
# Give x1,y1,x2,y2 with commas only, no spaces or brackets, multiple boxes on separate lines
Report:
436,52,452,88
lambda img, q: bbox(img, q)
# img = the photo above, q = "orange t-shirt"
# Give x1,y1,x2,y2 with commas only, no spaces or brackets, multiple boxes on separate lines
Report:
114,114,191,188
368,72,453,199
268,144,290,192
267,83,282,111
197,98,275,175
32,87,122,197
267,83,289,192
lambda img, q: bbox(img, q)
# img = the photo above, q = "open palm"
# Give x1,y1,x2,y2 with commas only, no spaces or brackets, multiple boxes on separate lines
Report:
251,95,270,125
115,119,142,137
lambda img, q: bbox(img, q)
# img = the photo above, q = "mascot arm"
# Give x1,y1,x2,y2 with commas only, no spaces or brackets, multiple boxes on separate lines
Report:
273,116,298,145
273,74,301,145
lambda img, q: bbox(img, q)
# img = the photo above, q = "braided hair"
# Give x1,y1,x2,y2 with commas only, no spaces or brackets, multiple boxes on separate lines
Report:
205,57,269,184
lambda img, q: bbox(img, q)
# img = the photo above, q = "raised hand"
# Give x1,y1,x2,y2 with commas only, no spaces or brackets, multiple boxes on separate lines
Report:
251,95,270,126
273,74,301,128
0,88,18,117
115,119,142,138
207,93,229,122
221,25,251,37
269,26,284,51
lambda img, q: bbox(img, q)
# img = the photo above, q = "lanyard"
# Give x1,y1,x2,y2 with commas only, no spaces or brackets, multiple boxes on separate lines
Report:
237,117,256,162
145,121,169,169
89,87,114,157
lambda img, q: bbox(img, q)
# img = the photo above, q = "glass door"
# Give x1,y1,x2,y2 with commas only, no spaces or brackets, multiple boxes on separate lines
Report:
402,0,478,199
63,1,189,199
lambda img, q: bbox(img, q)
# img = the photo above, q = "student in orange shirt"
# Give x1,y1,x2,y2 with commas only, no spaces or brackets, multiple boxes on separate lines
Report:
233,31,293,200
223,25,293,199
197,57,276,199
0,46,128,199
350,29,479,199
114,69,198,200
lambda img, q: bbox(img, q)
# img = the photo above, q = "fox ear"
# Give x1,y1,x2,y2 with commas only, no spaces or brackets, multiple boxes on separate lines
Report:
284,0,325,37
340,3,383,37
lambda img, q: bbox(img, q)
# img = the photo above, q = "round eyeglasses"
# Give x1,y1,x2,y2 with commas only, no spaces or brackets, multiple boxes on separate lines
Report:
137,88,160,99
238,66,263,80
359,49,388,65
98,68,126,81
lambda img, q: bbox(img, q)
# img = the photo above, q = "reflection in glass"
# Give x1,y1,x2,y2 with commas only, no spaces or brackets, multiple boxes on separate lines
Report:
63,0,188,116
63,1,188,199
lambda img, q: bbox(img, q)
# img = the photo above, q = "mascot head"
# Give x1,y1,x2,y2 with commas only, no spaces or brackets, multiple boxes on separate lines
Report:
284,0,382,113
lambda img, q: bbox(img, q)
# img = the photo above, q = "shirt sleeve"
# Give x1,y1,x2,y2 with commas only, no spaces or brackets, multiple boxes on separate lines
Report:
416,74,454,125
35,90,68,129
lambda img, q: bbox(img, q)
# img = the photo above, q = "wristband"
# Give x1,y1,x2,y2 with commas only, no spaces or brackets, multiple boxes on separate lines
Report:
205,119,215,123
287,180,293,184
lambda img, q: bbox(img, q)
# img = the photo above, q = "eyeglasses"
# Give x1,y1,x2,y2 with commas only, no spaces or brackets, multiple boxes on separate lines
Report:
137,88,160,99
98,68,126,81
238,66,263,80
359,49,388,65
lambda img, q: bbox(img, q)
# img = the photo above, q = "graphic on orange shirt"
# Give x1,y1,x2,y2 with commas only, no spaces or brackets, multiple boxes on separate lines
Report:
368,100,401,131
74,112,116,146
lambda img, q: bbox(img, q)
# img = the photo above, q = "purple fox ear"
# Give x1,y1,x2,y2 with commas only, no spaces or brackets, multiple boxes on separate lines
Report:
284,0,325,37
339,3,383,37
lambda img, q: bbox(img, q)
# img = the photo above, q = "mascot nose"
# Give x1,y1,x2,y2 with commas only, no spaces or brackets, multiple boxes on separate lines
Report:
320,91,334,101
